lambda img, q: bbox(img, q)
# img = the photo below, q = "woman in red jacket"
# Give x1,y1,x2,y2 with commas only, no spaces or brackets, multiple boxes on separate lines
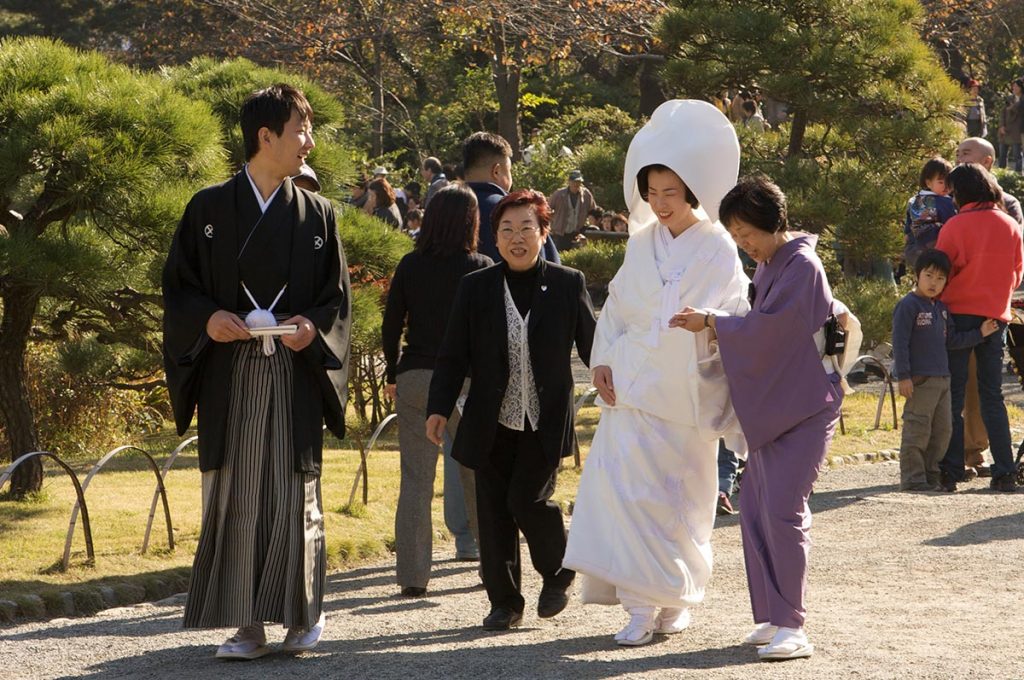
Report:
935,162,1024,492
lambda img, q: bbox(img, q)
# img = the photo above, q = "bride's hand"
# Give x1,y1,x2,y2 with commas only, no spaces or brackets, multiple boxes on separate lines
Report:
592,365,616,406
668,306,705,333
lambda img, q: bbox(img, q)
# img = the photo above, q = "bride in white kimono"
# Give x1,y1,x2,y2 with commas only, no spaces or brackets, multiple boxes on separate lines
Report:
562,100,750,646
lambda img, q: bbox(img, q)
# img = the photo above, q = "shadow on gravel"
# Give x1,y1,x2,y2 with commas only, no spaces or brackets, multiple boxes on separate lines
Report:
51,630,762,679
0,608,181,643
327,562,476,592
808,484,894,514
923,511,1024,547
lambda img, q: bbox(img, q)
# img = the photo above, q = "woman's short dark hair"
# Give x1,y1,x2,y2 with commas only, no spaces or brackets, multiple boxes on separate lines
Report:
948,163,1002,208
240,83,313,161
416,184,479,256
919,157,953,189
491,190,551,235
368,178,396,207
719,175,789,233
636,164,699,209
913,248,951,277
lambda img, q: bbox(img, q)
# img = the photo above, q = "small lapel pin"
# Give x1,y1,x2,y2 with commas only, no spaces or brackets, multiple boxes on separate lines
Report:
203,224,214,238
541,285,548,292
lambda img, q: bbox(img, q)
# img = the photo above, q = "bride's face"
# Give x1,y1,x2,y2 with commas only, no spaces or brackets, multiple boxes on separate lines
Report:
644,168,694,232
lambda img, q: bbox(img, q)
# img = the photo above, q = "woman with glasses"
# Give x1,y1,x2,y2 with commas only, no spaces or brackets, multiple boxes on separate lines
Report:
425,190,597,631
563,100,750,647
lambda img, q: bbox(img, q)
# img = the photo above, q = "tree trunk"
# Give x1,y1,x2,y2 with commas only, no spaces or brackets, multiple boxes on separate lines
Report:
491,23,522,160
373,26,385,158
787,107,808,158
0,286,43,498
638,58,666,118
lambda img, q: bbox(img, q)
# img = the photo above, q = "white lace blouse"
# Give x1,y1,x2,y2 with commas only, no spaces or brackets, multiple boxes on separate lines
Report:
498,279,541,431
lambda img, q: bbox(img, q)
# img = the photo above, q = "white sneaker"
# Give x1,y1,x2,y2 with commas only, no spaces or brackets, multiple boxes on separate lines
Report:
215,623,270,660
614,612,655,646
654,607,690,634
282,612,326,653
757,626,813,661
743,622,778,646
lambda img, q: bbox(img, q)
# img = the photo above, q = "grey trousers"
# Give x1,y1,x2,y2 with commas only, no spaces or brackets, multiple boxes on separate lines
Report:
899,376,952,489
394,369,478,589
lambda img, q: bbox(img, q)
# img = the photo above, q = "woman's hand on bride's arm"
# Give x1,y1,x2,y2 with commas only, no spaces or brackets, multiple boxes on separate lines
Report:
592,365,616,406
668,306,706,333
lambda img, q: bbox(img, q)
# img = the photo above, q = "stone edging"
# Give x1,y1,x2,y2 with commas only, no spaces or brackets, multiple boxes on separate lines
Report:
826,449,899,467
0,571,189,626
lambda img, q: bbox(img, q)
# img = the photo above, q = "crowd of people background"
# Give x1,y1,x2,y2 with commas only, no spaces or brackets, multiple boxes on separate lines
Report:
159,76,1024,666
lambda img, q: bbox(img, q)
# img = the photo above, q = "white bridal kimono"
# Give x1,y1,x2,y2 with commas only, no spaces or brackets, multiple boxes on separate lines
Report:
562,217,749,608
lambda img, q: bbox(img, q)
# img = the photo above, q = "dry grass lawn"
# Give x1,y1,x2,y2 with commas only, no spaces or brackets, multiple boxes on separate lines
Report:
1,386,1019,606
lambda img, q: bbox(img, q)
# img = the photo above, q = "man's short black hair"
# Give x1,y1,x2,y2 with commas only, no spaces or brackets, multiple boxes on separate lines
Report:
240,83,313,161
914,248,951,277
719,174,789,233
462,132,512,172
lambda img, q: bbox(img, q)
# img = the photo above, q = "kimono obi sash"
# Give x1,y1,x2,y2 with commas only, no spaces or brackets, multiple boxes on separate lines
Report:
601,221,732,427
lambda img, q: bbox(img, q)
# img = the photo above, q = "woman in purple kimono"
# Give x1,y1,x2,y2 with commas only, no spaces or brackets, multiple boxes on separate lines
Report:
671,175,843,661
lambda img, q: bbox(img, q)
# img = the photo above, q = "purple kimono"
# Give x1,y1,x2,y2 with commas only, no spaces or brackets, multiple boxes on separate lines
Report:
715,234,843,630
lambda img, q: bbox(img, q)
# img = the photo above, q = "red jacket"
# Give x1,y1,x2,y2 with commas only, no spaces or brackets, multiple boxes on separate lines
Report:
936,202,1023,321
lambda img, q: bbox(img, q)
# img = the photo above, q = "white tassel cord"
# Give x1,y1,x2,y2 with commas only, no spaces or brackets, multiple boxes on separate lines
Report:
242,283,288,356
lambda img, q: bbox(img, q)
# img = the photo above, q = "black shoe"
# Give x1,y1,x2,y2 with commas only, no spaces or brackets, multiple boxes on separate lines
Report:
939,472,958,493
537,584,570,619
990,473,1017,493
482,607,522,630
974,464,992,478
401,586,427,597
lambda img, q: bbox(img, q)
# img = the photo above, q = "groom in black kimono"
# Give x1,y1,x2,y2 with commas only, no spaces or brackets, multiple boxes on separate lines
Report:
162,84,350,659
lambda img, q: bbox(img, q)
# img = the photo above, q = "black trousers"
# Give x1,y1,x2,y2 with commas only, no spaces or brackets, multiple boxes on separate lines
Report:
475,424,574,613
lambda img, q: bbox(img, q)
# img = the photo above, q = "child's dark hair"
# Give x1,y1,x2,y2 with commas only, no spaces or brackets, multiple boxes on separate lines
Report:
913,248,951,277
919,157,952,189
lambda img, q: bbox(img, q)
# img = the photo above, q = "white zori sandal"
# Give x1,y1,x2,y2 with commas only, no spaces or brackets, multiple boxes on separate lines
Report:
742,622,778,646
615,608,656,646
215,623,271,660
757,626,814,661
654,607,690,634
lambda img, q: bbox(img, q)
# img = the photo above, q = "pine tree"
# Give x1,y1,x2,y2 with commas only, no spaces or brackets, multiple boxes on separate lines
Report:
0,38,225,496
658,0,964,266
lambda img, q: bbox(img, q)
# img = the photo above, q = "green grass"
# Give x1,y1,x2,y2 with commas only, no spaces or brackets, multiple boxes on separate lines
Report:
2,389,1020,608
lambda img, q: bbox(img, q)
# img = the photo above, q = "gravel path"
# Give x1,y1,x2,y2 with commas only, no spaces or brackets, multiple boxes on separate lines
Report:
2,460,1023,679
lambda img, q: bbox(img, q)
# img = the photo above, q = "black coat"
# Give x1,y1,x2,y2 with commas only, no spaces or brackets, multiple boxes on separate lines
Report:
427,259,596,470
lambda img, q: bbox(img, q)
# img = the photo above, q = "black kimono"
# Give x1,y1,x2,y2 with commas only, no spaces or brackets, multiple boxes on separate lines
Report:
162,171,351,475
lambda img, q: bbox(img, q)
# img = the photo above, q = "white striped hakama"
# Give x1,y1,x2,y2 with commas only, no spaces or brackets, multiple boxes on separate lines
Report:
183,340,326,630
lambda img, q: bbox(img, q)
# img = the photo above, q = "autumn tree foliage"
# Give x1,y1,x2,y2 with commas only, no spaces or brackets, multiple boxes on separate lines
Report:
130,0,666,159
658,0,964,268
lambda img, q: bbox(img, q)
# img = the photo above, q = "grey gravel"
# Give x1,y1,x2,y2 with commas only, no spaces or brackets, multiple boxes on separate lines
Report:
1,460,1022,679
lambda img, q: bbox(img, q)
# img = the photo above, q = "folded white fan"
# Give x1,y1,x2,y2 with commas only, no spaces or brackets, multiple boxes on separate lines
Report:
248,325,298,337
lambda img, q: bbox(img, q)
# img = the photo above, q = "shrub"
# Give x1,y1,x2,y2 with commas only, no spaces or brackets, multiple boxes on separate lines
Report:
832,276,905,350
515,147,575,197
560,240,627,288
577,140,629,212
537,105,637,151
